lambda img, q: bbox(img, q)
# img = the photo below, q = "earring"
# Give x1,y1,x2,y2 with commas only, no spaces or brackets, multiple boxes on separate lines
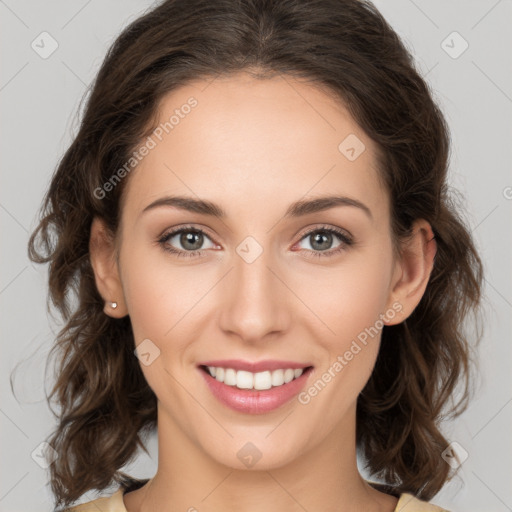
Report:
110,301,118,309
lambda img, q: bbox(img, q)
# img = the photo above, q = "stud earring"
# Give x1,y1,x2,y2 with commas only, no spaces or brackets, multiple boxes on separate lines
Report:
110,301,118,309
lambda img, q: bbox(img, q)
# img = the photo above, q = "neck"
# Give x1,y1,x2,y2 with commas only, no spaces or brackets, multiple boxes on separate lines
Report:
129,402,397,512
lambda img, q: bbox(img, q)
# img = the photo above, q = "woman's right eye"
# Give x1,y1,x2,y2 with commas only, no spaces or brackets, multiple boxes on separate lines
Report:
158,227,216,258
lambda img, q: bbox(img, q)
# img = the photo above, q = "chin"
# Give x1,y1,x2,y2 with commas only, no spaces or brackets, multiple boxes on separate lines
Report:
205,436,306,472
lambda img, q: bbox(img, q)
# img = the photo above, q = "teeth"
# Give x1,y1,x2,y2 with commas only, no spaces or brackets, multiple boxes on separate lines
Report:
215,367,224,382
271,369,284,387
237,370,254,389
254,371,272,390
224,368,237,386
206,366,306,390
284,369,295,383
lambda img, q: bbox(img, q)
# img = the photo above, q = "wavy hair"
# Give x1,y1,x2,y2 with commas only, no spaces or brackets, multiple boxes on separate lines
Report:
26,0,483,508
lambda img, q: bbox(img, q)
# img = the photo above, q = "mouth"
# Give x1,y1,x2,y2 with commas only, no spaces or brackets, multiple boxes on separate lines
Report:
198,361,314,414
200,365,311,390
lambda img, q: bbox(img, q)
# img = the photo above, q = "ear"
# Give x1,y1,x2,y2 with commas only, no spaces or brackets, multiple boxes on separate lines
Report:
89,217,128,318
384,219,437,325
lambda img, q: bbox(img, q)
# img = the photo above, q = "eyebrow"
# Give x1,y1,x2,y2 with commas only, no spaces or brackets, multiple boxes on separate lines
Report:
140,194,373,220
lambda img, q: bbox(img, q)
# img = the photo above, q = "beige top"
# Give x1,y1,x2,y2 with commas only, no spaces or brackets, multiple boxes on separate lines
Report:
66,480,450,511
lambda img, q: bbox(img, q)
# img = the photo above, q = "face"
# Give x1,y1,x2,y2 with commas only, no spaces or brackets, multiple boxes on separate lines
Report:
105,72,406,470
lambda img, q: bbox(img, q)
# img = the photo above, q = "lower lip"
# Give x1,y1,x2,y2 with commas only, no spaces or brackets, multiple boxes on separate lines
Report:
199,366,313,414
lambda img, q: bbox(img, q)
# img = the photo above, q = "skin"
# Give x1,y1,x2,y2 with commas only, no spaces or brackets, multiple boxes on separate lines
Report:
89,71,436,512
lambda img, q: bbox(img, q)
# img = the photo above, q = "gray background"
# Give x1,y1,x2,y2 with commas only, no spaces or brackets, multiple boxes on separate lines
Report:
1,1,511,510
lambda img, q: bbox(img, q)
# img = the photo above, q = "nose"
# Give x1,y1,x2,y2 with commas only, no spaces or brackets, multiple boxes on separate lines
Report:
218,244,290,344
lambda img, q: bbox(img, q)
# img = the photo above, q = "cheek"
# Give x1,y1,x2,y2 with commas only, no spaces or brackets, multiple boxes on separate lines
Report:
120,246,200,395
301,248,394,345
120,243,207,342
297,246,394,405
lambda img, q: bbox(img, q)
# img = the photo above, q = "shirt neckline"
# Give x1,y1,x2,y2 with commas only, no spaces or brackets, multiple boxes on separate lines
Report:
115,478,416,512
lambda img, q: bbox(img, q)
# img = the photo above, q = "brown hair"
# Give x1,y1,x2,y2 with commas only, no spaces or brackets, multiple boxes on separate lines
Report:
26,0,483,508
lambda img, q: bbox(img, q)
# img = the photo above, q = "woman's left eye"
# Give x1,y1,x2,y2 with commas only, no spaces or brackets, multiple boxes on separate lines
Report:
294,226,353,259
157,225,353,259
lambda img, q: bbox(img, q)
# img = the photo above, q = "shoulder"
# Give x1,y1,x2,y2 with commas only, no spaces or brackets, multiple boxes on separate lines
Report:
396,492,451,512
62,488,127,512
366,481,450,512
58,476,149,512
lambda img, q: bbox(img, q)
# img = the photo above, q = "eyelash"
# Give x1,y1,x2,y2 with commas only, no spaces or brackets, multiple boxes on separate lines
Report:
157,224,354,260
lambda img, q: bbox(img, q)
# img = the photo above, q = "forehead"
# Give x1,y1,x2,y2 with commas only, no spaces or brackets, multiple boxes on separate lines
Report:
122,72,387,221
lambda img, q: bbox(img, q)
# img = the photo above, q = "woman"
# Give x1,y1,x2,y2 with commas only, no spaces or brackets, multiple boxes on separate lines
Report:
28,0,483,510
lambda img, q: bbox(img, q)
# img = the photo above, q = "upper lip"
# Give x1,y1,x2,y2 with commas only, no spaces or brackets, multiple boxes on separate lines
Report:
198,359,313,373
